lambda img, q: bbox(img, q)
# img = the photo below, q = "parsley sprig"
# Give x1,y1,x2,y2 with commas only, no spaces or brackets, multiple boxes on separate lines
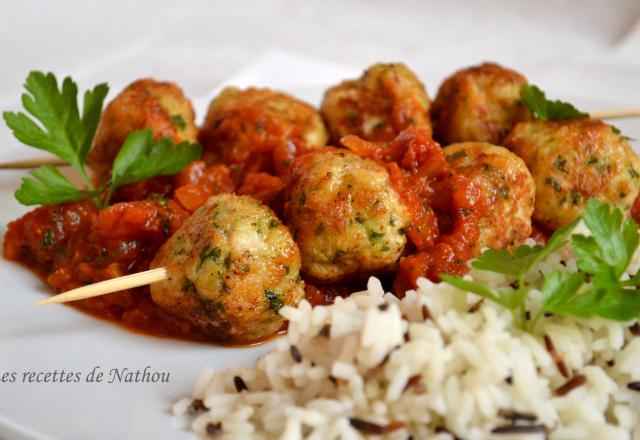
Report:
3,72,107,198
521,84,588,121
442,199,640,331
3,72,201,208
520,83,634,141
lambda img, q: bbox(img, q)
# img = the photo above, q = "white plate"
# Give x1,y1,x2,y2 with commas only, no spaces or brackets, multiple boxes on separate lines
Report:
0,52,638,440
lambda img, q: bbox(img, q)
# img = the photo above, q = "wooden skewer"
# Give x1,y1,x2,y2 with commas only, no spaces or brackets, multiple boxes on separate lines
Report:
589,108,640,120
32,267,168,306
0,156,67,170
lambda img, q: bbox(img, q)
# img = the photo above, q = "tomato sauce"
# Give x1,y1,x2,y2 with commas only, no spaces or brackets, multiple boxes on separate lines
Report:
4,127,493,342
343,127,485,294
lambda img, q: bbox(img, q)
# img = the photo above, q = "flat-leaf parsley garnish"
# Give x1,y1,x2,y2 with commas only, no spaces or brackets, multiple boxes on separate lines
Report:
442,199,640,331
520,84,633,140
3,71,201,208
521,84,588,121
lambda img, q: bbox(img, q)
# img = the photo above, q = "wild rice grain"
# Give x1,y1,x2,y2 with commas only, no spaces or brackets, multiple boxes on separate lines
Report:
629,322,640,336
189,399,207,414
378,303,389,311
403,374,425,394
385,421,407,432
233,376,248,392
627,382,640,392
554,374,586,396
421,304,432,320
435,427,462,440
206,422,222,436
491,424,547,435
467,298,484,313
544,335,570,378
317,324,331,338
497,408,537,422
290,345,302,363
349,418,385,434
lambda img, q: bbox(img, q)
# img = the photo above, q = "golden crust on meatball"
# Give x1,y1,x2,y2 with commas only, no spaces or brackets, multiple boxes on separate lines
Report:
504,119,640,231
285,149,411,282
150,194,304,343
320,63,431,144
432,63,530,145
198,87,328,178
88,78,197,182
443,142,535,254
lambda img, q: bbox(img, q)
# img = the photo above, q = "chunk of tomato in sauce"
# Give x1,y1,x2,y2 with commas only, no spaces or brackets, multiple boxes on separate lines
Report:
173,161,235,212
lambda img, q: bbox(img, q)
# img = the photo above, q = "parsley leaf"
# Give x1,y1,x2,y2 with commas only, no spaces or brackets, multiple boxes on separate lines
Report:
540,271,586,315
110,129,201,189
3,72,108,190
542,269,640,321
521,84,589,121
14,165,99,205
572,199,638,277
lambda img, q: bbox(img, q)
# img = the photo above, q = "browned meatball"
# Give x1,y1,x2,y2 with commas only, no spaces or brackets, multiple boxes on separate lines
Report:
198,87,328,179
431,63,530,145
150,194,304,343
88,79,197,182
504,119,640,231
443,142,535,254
321,63,431,144
285,149,411,282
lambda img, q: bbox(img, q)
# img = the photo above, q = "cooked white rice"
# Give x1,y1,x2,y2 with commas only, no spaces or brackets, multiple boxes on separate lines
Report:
173,239,640,440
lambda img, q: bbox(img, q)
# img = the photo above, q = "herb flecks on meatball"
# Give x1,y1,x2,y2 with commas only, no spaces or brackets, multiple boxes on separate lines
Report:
150,194,304,343
285,149,411,283
505,119,640,231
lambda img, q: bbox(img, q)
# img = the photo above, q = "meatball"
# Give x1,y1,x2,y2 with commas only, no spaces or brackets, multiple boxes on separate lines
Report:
442,142,535,253
89,78,197,182
198,87,328,178
431,63,530,145
504,119,640,231
150,194,304,343
285,149,411,282
321,63,431,144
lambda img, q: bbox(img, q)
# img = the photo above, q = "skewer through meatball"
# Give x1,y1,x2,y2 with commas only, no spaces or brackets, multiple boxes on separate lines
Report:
150,194,304,343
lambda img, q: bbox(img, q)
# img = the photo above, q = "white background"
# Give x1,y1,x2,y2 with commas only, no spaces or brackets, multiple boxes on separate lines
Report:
1,0,639,111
